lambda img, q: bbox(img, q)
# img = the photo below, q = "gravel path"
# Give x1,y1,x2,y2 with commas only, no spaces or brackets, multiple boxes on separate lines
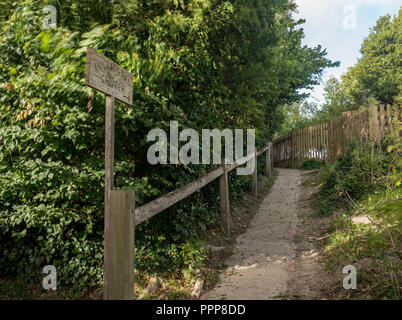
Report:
202,169,301,300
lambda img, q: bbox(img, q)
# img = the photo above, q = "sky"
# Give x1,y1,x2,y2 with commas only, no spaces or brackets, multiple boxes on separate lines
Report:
293,0,401,106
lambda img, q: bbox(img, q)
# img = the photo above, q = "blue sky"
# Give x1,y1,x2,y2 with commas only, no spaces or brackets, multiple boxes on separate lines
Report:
294,0,401,106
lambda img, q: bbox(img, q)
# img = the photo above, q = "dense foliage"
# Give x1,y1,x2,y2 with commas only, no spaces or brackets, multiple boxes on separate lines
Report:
316,115,401,215
0,0,335,292
300,159,325,171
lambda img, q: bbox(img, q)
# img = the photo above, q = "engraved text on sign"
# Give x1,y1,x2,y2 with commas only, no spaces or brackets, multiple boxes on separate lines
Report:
85,48,133,105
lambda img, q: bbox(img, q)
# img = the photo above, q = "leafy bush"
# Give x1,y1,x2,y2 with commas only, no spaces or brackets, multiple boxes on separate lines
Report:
315,138,395,215
300,159,326,170
180,238,208,277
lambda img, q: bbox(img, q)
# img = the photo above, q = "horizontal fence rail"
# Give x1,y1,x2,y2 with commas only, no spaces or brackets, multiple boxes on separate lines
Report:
135,167,224,225
273,104,401,168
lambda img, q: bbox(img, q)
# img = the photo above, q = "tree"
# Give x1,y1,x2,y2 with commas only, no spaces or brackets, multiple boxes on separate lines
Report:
277,101,321,136
316,77,355,122
342,9,402,106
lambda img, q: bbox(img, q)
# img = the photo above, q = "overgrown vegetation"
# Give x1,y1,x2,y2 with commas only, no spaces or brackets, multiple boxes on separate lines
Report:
315,122,401,299
0,1,335,295
300,159,325,171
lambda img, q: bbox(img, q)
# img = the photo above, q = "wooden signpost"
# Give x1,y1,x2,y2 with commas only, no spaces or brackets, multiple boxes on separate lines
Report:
85,48,135,300
85,48,133,105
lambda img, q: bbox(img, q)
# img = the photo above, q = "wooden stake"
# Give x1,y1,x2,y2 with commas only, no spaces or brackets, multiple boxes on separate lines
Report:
291,131,296,168
219,158,230,238
104,95,115,299
252,148,258,197
269,142,273,173
104,95,135,300
380,105,385,139
106,189,135,300
266,142,271,176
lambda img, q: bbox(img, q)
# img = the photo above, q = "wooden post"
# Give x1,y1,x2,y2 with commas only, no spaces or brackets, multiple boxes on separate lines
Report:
104,95,115,300
329,120,334,162
308,126,312,159
291,131,296,168
320,124,323,160
105,189,135,300
379,105,385,139
369,105,378,140
252,148,258,197
299,129,302,167
219,159,230,238
312,126,315,159
266,142,271,177
386,105,391,132
85,48,134,300
270,142,273,173
302,129,304,162
104,97,136,300
304,127,307,162
326,123,329,162
104,97,135,300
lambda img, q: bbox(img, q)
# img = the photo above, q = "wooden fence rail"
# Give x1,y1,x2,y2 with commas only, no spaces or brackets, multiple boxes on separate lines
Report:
273,104,401,168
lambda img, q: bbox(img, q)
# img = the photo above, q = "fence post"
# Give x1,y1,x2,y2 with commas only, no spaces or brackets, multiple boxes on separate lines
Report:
369,105,379,141
105,189,135,300
266,142,271,177
219,158,230,238
379,105,385,140
252,147,258,197
270,142,273,173
329,120,334,162
291,131,296,168
104,95,115,300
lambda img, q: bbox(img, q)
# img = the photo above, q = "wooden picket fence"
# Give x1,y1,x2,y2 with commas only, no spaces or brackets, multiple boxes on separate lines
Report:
273,105,401,168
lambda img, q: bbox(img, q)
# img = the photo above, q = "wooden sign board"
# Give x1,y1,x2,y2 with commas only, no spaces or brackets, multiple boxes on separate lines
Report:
85,47,133,105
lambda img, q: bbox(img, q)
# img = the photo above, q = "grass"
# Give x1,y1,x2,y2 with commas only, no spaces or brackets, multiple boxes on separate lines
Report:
316,176,401,299
324,216,401,299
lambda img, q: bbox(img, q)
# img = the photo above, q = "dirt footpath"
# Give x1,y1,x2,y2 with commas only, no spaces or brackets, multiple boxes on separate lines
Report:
202,169,301,299
201,169,332,300
285,171,334,299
